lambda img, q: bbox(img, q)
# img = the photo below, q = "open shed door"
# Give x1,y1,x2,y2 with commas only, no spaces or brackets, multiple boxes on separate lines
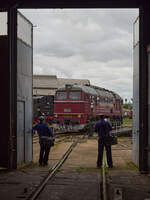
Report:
132,17,139,167
17,12,33,165
0,10,33,169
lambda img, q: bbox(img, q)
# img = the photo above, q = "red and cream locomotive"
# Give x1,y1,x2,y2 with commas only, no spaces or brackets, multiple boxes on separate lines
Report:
53,84,123,131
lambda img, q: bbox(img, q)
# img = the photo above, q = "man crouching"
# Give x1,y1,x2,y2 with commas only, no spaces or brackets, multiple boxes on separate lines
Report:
33,116,54,166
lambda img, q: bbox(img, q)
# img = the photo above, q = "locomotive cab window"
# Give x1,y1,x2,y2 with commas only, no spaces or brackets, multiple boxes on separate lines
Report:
69,91,81,99
56,91,67,99
86,94,89,101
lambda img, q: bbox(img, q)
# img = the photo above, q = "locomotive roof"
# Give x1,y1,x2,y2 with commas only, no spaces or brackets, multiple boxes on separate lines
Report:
92,87,114,98
57,84,97,95
90,85,122,100
110,91,122,100
57,84,122,100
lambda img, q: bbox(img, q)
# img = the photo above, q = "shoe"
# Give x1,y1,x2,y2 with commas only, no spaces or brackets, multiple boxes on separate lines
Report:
108,165,113,168
43,162,48,166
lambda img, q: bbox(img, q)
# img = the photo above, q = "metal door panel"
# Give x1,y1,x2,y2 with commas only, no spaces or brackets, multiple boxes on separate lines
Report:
133,35,139,166
17,12,33,164
17,101,25,164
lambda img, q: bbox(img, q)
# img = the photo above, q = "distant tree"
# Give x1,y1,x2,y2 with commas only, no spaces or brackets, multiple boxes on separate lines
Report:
128,101,133,109
123,102,132,110
123,104,129,109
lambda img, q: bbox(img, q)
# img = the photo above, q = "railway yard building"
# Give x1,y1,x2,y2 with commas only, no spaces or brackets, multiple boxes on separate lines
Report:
33,75,90,96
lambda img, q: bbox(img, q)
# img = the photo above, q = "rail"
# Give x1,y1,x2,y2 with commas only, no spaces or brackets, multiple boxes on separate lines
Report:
118,142,131,149
100,139,132,200
33,135,71,144
32,134,131,200
27,140,78,200
102,151,107,200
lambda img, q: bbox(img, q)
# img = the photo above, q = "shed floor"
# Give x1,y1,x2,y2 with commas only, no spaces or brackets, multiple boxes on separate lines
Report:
0,137,150,200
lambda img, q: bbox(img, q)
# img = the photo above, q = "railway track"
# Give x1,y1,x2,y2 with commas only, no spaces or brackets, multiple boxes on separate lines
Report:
28,135,89,200
31,134,131,200
33,135,72,144
118,142,131,149
100,137,132,200
102,151,107,200
30,135,107,200
33,126,132,144
27,140,78,200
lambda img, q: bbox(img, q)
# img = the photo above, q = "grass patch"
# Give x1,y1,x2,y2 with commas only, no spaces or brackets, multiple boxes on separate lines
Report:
55,168,60,172
0,167,8,173
76,167,98,172
123,117,132,126
0,167,8,170
125,162,139,171
49,167,60,172
104,163,109,174
103,154,109,174
117,136,132,142
17,161,38,170
88,136,97,140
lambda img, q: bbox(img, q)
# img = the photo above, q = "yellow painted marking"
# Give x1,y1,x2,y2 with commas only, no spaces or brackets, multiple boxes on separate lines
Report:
54,113,84,115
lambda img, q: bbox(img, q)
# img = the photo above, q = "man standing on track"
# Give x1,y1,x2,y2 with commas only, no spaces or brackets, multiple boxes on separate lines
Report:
94,114,113,168
33,116,54,166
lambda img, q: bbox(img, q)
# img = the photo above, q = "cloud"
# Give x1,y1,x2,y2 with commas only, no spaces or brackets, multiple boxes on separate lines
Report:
19,8,139,101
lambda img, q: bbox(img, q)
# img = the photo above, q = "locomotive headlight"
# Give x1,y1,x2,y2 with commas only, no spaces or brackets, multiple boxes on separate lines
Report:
78,115,81,118
90,102,94,108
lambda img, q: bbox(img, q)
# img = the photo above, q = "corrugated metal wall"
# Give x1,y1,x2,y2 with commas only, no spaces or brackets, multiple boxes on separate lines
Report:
132,17,139,167
17,12,33,164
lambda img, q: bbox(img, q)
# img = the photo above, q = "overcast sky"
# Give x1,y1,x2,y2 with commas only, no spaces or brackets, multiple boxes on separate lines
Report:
20,9,139,102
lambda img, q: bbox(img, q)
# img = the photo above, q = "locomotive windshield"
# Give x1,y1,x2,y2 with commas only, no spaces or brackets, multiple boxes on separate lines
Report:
56,91,67,99
69,91,81,99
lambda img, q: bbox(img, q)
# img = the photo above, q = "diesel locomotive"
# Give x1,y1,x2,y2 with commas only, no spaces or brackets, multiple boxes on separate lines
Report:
53,84,123,132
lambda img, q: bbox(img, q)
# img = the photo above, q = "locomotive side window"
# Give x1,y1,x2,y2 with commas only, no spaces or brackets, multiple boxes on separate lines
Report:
86,94,89,101
69,91,81,99
56,91,67,99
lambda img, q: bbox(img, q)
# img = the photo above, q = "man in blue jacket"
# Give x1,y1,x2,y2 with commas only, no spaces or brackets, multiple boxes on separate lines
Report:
33,116,54,166
94,114,113,168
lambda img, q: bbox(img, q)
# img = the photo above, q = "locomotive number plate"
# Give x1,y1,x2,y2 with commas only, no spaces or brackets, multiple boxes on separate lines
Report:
64,115,72,119
64,108,71,112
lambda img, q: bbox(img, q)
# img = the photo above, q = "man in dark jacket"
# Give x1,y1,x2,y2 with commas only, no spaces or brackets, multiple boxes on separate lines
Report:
33,116,54,166
94,114,113,168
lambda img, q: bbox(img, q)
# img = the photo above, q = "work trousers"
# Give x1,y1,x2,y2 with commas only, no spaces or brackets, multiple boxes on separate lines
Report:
39,141,51,165
97,139,113,167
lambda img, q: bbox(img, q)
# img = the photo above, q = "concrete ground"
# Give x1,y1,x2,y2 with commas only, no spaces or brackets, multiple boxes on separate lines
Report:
0,136,150,200
107,137,150,200
0,141,72,199
37,139,101,200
